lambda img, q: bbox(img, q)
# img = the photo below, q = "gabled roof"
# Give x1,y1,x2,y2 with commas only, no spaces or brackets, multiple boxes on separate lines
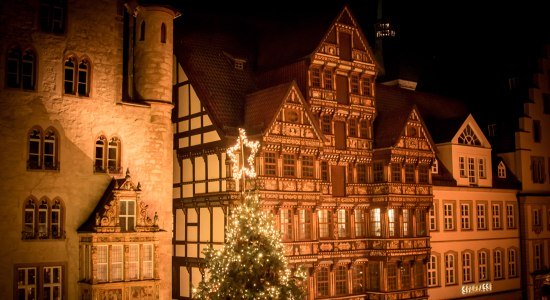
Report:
451,114,491,148
78,177,128,232
432,156,457,187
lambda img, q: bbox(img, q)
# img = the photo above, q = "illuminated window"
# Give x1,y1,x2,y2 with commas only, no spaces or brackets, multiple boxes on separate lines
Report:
387,264,397,291
388,208,396,237
357,163,366,183
477,203,487,230
301,155,314,178
316,267,329,297
318,210,331,239
443,203,454,230
335,266,348,294
427,255,438,287
402,209,410,236
310,67,321,88
22,197,64,240
445,253,456,285
370,208,381,237
39,0,66,34
28,127,59,171
508,248,517,277
143,244,154,279
493,249,503,279
373,161,384,183
391,164,401,182
321,115,331,134
111,245,123,281
128,244,140,280
461,203,471,230
279,209,293,241
535,243,543,271
506,204,515,229
64,56,91,96
352,265,366,293
119,198,136,231
94,135,121,174
97,245,109,282
478,251,488,281
16,265,64,300
462,252,472,283
6,47,36,90
498,162,506,178
458,125,481,146
337,209,349,238
492,203,502,229
323,69,333,89
264,152,277,176
354,209,366,237
282,154,296,177
160,23,166,43
531,156,546,183
298,209,311,240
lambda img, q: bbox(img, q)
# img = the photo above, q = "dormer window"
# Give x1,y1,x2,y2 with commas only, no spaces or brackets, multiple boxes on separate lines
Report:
234,59,245,70
458,125,481,146
498,162,506,178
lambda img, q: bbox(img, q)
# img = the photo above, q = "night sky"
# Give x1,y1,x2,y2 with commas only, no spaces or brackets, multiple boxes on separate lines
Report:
173,0,550,111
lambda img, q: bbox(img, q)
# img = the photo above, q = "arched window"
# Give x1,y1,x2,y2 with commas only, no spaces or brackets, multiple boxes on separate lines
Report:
160,23,166,43
28,127,59,171
498,161,506,178
95,135,121,174
64,57,76,94
22,197,64,240
77,59,90,96
140,21,145,41
427,255,438,286
6,47,36,90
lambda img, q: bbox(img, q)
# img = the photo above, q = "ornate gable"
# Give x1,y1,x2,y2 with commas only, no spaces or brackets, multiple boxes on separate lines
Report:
452,114,491,148
394,108,436,165
264,83,325,150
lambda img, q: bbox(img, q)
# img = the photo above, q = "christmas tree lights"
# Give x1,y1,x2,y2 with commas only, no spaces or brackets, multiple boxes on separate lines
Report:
193,129,306,299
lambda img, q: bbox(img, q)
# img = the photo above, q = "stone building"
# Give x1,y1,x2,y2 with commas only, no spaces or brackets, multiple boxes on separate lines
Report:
0,0,176,299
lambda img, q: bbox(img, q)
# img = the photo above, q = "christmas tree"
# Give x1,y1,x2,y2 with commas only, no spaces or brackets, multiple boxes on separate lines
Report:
193,129,306,300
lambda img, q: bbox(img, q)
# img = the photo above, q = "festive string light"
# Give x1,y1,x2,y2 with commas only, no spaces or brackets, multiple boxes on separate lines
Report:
226,128,260,183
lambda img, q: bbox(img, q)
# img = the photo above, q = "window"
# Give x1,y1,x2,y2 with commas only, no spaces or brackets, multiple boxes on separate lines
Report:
533,208,542,227
429,206,437,231
445,253,456,285
416,208,427,236
477,203,487,230
264,152,277,176
119,198,136,231
318,210,331,239
373,161,384,183
22,197,64,240
323,69,333,89
462,252,472,283
27,127,59,171
143,244,154,279
97,245,109,282
348,118,357,137
533,120,541,143
94,136,121,173
391,164,401,182
461,203,471,230
369,262,380,291
414,261,424,288
39,0,66,33
350,74,359,94
298,209,311,240
401,264,411,289
111,245,123,281
459,157,466,178
361,77,372,96
387,264,397,291
128,244,140,280
337,209,349,238
357,163,367,183
532,156,546,183
280,209,293,240
492,203,502,229
64,56,91,96
321,161,329,181
388,208,396,237
354,209,366,237
405,164,415,183
418,165,429,183
544,94,550,114
458,125,481,146
468,157,476,185
498,161,506,178
359,119,370,138
335,266,348,294
493,250,503,279
535,243,543,271
6,47,36,90
16,264,64,300
478,158,486,179
432,160,439,174
310,67,321,88
317,267,329,297
370,208,381,237
321,115,332,134
160,23,166,43
444,203,454,230
507,204,515,229
301,155,314,178
402,209,410,236
352,265,366,293
508,248,517,277
478,251,488,281
427,255,438,287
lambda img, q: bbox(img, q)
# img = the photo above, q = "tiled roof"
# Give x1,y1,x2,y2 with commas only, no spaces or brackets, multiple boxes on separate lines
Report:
245,82,293,134
432,156,457,187
492,156,522,189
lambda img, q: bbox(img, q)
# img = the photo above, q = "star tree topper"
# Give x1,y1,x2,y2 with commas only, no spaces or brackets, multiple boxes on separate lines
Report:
227,128,260,186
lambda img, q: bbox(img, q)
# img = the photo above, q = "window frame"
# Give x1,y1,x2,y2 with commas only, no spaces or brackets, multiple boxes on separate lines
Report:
6,47,36,90
317,210,331,239
427,254,438,287
279,208,293,241
39,0,67,34
64,55,91,97
444,252,456,285
22,197,64,240
15,263,66,300
263,152,277,176
94,135,122,174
